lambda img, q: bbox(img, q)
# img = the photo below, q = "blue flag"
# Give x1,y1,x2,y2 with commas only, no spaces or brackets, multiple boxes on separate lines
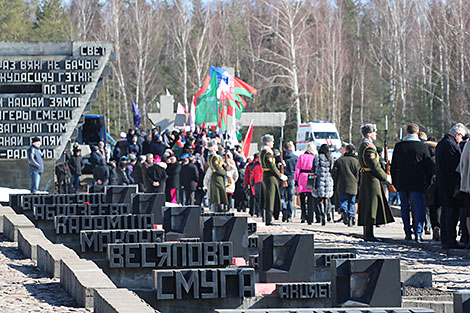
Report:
132,99,141,128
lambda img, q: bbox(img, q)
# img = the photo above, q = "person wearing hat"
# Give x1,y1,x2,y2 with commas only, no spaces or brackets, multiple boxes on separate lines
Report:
332,144,361,227
260,134,287,225
68,146,84,193
207,139,229,211
357,124,394,241
27,137,44,193
180,153,199,205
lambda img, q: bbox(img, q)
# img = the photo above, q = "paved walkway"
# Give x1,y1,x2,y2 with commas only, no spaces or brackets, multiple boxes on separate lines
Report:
0,235,91,313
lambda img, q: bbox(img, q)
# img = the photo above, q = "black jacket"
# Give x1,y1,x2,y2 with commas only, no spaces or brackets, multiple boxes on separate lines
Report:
108,165,119,185
391,139,433,192
90,151,104,169
116,168,131,185
180,162,199,191
127,143,141,155
93,165,109,185
166,162,181,189
283,150,298,180
69,155,84,176
332,153,361,195
147,164,167,193
435,134,461,207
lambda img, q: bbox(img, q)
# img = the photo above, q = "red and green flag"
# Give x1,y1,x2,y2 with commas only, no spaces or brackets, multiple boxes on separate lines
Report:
195,73,219,124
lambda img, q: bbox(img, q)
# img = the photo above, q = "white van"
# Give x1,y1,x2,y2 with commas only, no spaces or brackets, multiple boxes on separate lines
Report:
296,121,342,158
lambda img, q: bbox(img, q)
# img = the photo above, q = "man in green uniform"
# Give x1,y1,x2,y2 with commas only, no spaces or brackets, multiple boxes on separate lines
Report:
358,124,394,241
260,134,287,225
208,139,229,212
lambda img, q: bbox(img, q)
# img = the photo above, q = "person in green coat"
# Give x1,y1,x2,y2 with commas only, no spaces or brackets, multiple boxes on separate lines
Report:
207,139,229,211
260,134,287,225
358,124,395,241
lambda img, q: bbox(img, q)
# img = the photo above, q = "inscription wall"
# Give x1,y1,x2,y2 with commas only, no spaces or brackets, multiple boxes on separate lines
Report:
0,42,113,190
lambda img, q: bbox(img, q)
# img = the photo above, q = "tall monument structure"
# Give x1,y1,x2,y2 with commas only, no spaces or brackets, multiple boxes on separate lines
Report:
0,42,114,191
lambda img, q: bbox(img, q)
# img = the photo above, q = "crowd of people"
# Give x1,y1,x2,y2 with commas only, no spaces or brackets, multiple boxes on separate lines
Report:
26,121,470,249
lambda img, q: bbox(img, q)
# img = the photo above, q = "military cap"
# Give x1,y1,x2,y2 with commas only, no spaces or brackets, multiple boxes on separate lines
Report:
360,124,377,135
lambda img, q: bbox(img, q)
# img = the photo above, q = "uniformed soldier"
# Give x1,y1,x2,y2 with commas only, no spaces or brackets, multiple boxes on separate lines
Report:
207,139,229,212
260,134,287,225
358,124,394,241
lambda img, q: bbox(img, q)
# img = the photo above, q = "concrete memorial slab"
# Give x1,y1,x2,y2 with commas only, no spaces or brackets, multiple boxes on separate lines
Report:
93,288,158,313
258,233,315,283
17,227,49,261
37,242,80,278
11,193,106,212
313,248,357,282
0,42,114,192
331,258,401,308
3,213,36,241
0,205,16,233
131,193,165,224
202,215,249,258
163,205,203,241
33,203,131,221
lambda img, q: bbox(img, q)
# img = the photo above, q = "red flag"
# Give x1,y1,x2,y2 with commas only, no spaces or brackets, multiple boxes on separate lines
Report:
193,74,212,107
242,119,254,158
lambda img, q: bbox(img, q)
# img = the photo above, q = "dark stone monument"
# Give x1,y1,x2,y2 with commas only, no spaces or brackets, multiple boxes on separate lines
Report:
258,233,314,283
131,193,165,224
276,282,331,299
202,216,248,258
454,290,470,313
105,185,138,205
163,206,202,241
88,184,105,193
331,258,401,307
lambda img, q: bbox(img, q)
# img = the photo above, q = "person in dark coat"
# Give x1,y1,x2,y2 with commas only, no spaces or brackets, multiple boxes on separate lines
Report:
165,154,181,203
358,124,395,241
116,161,131,185
281,141,298,222
107,160,119,185
391,123,433,241
55,154,68,194
435,123,467,249
90,146,104,170
180,153,199,205
132,155,146,192
68,147,84,193
332,144,361,226
152,135,167,158
93,158,109,186
312,144,334,225
27,137,44,193
127,135,142,156
146,159,167,193
208,139,228,212
260,134,287,225
142,135,153,155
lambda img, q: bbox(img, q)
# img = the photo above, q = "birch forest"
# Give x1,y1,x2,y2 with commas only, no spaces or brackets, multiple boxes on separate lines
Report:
2,0,470,143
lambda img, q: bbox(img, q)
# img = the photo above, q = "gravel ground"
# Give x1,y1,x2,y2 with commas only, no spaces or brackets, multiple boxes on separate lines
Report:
0,235,91,313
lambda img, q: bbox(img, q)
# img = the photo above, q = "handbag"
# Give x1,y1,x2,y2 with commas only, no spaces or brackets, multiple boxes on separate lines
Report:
306,156,318,190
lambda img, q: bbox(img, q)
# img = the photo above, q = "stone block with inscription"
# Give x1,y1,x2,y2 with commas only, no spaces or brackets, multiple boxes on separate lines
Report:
0,42,114,191
202,216,248,258
105,185,138,205
131,193,165,224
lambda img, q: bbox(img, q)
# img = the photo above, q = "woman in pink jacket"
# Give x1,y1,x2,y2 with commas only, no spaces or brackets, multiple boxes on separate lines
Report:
295,142,317,224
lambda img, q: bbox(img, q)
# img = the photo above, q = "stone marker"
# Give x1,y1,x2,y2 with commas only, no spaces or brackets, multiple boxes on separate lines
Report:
131,193,165,224
275,282,331,300
331,258,401,307
105,185,138,205
163,206,202,241
0,205,16,233
54,214,154,234
33,203,131,220
37,242,80,278
202,215,248,258
258,233,314,283
454,290,470,313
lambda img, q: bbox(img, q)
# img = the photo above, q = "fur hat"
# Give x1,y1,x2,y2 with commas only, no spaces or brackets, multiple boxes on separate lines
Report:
361,124,377,136
31,137,40,143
